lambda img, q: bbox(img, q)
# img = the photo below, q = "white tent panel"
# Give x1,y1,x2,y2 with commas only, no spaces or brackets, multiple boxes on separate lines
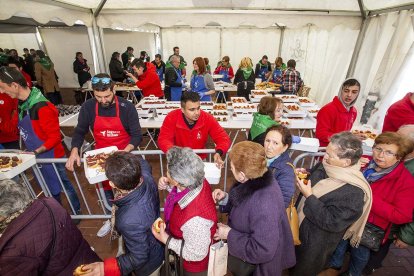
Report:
161,28,221,71
221,28,281,69
0,33,38,52
40,27,93,88
364,0,414,10
103,29,156,64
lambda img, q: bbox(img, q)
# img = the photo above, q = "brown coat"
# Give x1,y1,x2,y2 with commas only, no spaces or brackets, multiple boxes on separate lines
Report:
34,62,60,93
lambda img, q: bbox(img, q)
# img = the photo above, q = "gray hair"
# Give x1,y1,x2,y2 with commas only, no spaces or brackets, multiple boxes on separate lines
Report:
166,146,205,189
170,55,180,63
0,179,31,218
330,131,363,165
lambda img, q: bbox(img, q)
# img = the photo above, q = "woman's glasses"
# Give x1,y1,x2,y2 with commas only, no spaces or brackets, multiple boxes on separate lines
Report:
373,146,397,157
91,76,111,85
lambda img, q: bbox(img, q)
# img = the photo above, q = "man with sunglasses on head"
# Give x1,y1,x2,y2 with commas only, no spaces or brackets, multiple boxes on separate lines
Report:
0,66,81,216
66,73,142,237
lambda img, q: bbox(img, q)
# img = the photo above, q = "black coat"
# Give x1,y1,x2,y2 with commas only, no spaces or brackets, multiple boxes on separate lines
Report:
109,59,125,80
73,59,91,87
291,163,365,276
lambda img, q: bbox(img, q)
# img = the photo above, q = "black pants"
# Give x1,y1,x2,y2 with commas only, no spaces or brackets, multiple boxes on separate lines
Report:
1,140,20,150
164,87,171,101
365,239,393,271
46,91,63,105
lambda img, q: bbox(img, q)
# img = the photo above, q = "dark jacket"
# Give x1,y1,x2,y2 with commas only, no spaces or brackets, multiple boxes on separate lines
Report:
233,68,255,84
112,158,164,275
292,163,365,276
109,59,125,80
0,198,100,276
73,58,91,87
220,171,296,276
165,66,183,88
268,151,296,208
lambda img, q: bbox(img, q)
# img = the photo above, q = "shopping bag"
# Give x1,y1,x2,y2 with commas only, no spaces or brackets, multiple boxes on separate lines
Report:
207,240,228,276
286,198,301,245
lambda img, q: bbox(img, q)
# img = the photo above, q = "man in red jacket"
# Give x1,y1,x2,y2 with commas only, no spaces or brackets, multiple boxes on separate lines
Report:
157,92,231,167
382,92,414,132
125,58,164,98
0,92,19,149
316,78,364,147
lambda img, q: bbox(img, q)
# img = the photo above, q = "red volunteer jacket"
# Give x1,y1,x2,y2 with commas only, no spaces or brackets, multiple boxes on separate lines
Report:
0,93,19,143
367,162,414,238
157,109,231,159
315,96,357,147
382,92,414,132
169,180,217,273
135,62,164,98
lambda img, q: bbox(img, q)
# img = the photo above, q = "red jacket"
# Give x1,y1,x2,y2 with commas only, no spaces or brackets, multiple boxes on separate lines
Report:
169,181,217,273
0,93,19,143
368,162,414,238
382,92,414,132
24,101,65,157
135,62,163,98
315,96,357,147
214,65,234,80
22,70,32,89
157,109,231,159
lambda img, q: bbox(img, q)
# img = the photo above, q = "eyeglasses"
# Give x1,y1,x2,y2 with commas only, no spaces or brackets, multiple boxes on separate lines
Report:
91,76,111,85
373,146,397,157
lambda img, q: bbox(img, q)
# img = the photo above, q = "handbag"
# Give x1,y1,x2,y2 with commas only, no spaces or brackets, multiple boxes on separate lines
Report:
162,236,185,276
359,222,385,252
286,198,301,246
227,254,256,276
207,240,228,276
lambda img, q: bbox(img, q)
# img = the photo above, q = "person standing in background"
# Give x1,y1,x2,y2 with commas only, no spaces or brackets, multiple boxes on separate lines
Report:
151,54,166,82
109,52,125,83
214,56,234,102
8,60,32,89
190,57,215,101
121,46,134,70
73,52,91,88
270,57,286,84
255,55,272,82
168,46,187,77
234,57,256,100
34,50,62,105
164,55,185,101
276,59,303,94
382,92,414,132
22,48,35,81
126,58,164,98
204,57,211,74
0,91,19,150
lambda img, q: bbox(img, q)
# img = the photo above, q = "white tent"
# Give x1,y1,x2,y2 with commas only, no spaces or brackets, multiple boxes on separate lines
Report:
0,0,413,128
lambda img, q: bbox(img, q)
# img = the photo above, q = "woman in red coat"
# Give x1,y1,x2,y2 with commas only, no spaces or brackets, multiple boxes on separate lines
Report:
329,132,414,275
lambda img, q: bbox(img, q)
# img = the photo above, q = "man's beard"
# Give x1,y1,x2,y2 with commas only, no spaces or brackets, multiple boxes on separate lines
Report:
99,97,114,109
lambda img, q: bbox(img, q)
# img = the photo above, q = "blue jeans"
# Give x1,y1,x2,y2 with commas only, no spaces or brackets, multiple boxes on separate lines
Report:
53,163,81,214
329,239,371,276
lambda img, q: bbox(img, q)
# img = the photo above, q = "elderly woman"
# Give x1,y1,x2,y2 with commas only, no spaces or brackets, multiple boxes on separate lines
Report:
0,179,100,274
248,97,283,145
263,125,295,208
213,141,296,276
328,132,414,276
291,132,372,276
153,146,217,276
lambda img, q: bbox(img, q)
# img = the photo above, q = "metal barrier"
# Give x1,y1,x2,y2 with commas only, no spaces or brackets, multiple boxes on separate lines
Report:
30,149,220,220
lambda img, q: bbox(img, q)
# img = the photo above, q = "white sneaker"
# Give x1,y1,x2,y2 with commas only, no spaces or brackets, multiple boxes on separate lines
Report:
97,220,111,237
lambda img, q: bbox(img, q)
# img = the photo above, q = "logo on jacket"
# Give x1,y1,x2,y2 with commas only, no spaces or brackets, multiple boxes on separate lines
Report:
99,130,120,137
19,127,29,141
197,131,202,140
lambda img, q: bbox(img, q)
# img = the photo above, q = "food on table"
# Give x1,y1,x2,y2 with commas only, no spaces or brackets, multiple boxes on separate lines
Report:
299,98,313,103
213,111,228,116
255,82,281,90
351,130,377,140
307,109,319,113
286,105,300,111
142,100,166,105
213,104,227,110
215,117,228,122
0,155,22,169
233,105,255,109
85,152,113,171
153,217,164,233
231,98,248,103
115,83,136,88
200,102,214,106
252,91,267,95
278,120,290,126
73,265,91,276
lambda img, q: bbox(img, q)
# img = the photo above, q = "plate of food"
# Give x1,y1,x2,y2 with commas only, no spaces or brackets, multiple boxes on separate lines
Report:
83,146,118,184
231,97,248,104
0,153,36,180
141,99,167,109
298,97,316,107
275,95,299,103
213,103,227,110
283,103,307,116
200,101,214,110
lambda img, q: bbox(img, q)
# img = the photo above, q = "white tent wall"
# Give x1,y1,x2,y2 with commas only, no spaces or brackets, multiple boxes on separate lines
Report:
39,27,94,88
281,25,359,105
0,33,38,52
161,28,221,69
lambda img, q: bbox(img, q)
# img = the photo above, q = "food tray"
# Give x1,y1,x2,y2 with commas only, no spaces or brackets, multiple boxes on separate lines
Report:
200,101,214,110
83,146,118,184
154,114,167,121
231,97,248,104
351,126,379,149
290,137,320,153
298,97,316,107
204,162,221,184
283,103,307,116
213,104,227,111
275,95,299,103
232,112,254,121
141,99,167,109
0,153,36,180
233,104,256,112
251,90,269,98
136,107,153,116
212,111,229,117
214,116,229,122
278,119,290,127
212,74,224,79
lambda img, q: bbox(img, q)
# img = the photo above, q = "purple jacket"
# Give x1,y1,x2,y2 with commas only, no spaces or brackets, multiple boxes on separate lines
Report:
221,171,296,276
0,198,100,276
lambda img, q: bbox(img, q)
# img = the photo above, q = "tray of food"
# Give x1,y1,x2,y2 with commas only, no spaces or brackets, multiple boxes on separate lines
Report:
200,101,214,110
277,119,290,127
231,97,248,104
233,104,256,112
141,99,167,109
212,111,229,117
255,82,281,90
0,153,36,180
298,97,316,107
351,126,379,149
275,95,299,103
226,102,233,110
136,107,153,116
204,162,221,184
283,103,307,116
214,116,229,122
232,111,254,121
213,103,227,110
83,146,118,184
305,107,320,118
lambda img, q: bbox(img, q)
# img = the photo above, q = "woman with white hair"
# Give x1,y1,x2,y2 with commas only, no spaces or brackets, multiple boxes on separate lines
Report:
152,146,217,276
0,179,100,274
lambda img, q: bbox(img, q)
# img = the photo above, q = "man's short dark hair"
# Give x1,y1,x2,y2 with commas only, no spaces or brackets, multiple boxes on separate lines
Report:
105,152,142,191
92,73,114,91
0,66,27,88
76,52,82,57
36,50,46,58
173,46,179,51
155,54,161,59
287,59,296,68
127,46,134,51
30,49,35,52
7,59,22,69
23,48,28,52
262,55,268,60
180,92,200,107
343,78,360,89
130,58,146,71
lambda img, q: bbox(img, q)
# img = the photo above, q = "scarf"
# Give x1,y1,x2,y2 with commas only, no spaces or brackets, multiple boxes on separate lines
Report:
363,160,399,183
0,199,33,235
164,186,190,223
266,155,280,167
241,67,253,80
18,87,48,120
297,160,372,247
39,57,52,70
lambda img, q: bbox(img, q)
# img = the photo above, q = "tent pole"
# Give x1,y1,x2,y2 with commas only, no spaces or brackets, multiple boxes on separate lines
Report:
94,0,107,18
220,28,223,62
346,17,369,78
278,26,285,57
87,19,106,74
35,27,48,54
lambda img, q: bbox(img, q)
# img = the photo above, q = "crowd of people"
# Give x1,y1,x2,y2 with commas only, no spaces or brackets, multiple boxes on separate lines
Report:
0,43,414,276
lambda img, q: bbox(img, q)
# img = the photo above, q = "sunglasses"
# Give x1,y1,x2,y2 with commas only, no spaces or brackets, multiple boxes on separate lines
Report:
91,76,111,85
